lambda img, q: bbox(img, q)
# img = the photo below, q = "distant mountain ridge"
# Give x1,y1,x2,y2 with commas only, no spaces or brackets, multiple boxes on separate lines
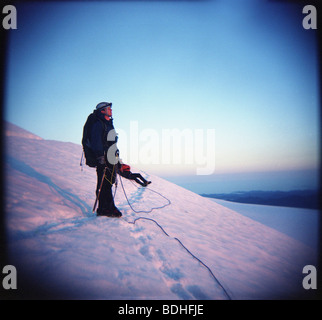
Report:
201,189,319,209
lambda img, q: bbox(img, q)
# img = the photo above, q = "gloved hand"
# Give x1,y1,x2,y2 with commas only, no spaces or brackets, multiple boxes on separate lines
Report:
121,164,131,172
97,156,106,166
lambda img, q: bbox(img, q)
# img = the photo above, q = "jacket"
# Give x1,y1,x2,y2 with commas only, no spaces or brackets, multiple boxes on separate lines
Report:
90,111,117,160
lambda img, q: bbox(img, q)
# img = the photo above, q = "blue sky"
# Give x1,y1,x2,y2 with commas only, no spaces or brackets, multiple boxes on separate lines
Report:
4,0,319,192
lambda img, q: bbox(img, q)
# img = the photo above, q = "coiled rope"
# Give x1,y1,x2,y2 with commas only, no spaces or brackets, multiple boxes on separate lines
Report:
118,174,171,213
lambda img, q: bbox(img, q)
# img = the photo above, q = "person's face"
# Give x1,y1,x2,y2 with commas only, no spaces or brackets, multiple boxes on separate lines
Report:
102,106,112,117
107,106,112,117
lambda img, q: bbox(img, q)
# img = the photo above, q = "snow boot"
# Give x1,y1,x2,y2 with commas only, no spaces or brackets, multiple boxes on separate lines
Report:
97,207,122,218
111,207,122,218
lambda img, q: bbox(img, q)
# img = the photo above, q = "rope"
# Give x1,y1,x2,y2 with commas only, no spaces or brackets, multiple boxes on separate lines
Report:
118,173,232,300
173,237,232,300
118,174,171,213
126,217,170,237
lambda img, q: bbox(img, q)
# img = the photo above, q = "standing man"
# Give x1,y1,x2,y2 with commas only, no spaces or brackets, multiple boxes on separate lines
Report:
90,102,122,217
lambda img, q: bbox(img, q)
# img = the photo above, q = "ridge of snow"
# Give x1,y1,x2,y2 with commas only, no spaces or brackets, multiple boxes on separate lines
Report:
4,122,317,299
4,121,43,140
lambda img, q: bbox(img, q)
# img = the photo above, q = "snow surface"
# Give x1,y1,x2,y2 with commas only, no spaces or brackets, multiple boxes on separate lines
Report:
4,122,318,300
210,199,319,251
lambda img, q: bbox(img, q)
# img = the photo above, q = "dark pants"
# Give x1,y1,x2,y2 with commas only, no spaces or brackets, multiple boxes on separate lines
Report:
96,164,116,211
120,171,148,187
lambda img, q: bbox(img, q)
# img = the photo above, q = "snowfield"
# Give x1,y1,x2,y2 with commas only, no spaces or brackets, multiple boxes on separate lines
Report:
4,122,318,299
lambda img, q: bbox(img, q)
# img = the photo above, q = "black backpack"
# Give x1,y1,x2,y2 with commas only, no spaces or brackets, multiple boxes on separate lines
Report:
81,112,104,167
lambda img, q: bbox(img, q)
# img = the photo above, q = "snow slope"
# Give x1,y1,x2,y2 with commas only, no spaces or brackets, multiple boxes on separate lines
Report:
4,122,317,299
211,199,319,251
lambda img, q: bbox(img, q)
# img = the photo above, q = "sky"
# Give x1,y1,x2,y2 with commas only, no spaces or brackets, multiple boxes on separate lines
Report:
4,0,320,193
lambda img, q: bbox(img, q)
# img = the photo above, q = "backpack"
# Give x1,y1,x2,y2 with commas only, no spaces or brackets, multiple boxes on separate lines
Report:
81,112,104,167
